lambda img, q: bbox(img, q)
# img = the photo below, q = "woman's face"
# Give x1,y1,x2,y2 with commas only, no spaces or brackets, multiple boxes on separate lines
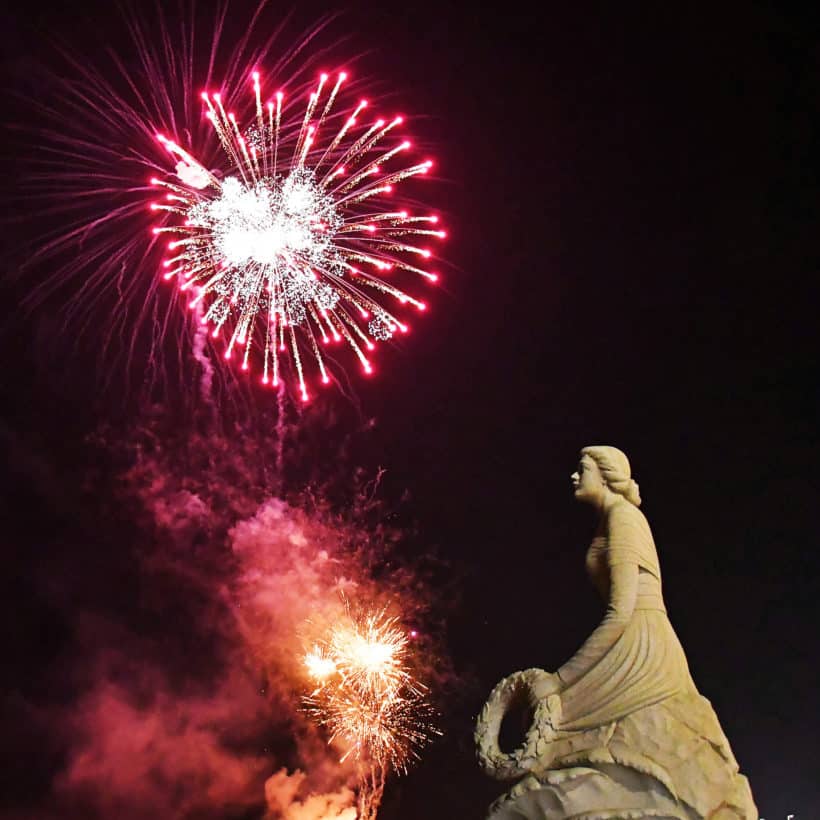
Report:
571,454,606,505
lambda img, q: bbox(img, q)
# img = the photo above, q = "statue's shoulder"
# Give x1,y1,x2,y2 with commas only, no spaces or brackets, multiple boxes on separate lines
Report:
606,499,647,530
605,501,658,570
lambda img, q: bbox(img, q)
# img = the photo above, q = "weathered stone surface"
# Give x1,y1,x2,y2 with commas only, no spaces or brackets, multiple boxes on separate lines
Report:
476,446,756,819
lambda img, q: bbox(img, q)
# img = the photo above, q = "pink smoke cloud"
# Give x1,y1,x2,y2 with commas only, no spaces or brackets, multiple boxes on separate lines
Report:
55,667,270,818
37,425,438,819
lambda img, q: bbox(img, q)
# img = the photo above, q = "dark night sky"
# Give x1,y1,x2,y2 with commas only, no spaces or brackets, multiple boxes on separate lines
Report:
1,2,819,818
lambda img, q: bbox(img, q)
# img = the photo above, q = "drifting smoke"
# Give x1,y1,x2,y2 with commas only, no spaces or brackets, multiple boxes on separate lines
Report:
265,770,356,820
16,420,446,820
54,657,272,818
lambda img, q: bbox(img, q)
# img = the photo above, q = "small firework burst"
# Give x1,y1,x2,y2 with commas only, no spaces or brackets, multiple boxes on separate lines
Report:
152,70,444,400
302,602,439,818
303,605,436,770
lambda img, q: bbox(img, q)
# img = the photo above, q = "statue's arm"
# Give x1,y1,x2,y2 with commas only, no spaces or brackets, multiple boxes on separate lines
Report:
556,559,639,687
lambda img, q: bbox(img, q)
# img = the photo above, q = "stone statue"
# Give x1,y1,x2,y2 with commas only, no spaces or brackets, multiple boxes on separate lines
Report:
475,446,757,819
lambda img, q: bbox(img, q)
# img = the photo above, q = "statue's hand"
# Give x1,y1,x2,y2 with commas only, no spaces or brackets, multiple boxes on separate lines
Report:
531,671,561,701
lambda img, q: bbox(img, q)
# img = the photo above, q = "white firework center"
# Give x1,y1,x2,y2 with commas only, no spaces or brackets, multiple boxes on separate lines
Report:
187,170,343,326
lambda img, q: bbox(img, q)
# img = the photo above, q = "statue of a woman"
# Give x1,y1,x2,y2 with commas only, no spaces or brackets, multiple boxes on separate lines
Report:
476,446,756,819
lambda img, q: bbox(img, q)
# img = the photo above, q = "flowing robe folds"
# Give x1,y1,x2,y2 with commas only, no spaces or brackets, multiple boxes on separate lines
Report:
525,501,757,818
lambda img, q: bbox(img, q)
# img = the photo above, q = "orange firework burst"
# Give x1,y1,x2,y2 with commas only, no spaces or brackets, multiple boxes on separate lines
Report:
302,602,438,818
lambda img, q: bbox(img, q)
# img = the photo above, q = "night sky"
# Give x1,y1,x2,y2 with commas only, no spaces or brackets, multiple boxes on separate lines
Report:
1,2,819,819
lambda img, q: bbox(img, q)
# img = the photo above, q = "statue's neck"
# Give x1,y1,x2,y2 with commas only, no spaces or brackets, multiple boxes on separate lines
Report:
592,491,620,524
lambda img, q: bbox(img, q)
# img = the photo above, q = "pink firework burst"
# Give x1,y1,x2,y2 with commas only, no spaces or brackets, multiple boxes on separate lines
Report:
151,70,444,400
18,5,445,403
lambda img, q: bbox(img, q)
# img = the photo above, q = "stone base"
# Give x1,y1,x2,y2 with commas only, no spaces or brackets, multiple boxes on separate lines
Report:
487,764,698,820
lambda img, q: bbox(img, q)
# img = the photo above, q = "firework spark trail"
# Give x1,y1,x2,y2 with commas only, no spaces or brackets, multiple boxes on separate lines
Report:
191,301,216,407
275,385,287,487
151,70,445,400
302,601,439,819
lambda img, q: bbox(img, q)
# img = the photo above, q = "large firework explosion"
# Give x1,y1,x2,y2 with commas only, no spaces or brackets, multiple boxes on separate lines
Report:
20,3,445,401
152,69,443,400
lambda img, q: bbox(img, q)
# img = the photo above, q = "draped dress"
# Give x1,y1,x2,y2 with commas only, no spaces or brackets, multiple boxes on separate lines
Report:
526,499,757,818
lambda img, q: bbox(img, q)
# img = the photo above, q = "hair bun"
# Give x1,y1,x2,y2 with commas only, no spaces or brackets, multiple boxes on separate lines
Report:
624,479,641,507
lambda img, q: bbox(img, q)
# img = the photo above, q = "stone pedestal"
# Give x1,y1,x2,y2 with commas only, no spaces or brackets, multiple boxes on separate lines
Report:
486,766,697,820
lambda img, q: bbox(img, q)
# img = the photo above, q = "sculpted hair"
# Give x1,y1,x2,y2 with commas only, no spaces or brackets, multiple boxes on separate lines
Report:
581,445,642,507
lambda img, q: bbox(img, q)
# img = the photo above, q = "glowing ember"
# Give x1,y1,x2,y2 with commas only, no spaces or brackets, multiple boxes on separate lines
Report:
304,646,337,680
152,71,444,398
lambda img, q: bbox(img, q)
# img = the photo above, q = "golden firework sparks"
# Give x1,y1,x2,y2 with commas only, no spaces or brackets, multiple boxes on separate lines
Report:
302,601,439,819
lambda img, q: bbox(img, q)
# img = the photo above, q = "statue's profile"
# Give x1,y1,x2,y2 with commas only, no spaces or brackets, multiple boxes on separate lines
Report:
476,446,756,819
